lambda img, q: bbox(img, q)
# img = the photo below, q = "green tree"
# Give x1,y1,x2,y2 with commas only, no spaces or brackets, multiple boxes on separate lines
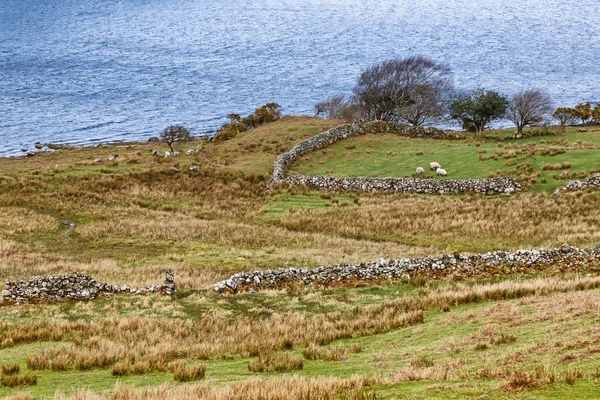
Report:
160,125,192,153
573,102,593,124
450,88,508,138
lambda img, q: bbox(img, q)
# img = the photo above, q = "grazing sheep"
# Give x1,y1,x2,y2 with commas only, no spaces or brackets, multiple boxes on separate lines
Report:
416,167,425,175
430,162,441,170
436,168,447,176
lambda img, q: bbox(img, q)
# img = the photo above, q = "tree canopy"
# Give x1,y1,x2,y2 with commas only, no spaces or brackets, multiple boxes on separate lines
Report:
450,88,508,137
160,125,192,152
351,56,454,125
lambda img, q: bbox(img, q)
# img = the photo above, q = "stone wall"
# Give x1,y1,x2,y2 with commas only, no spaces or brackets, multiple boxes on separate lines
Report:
213,245,600,294
1,270,175,304
285,175,520,195
271,121,463,184
269,121,521,195
554,174,600,195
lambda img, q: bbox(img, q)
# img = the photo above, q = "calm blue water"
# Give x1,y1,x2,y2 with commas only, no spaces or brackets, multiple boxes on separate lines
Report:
1,0,599,156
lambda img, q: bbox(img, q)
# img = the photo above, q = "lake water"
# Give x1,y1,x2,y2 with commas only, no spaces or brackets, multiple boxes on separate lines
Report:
1,0,599,156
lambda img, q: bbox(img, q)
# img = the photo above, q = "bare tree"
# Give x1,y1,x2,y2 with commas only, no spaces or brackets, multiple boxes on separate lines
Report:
351,56,454,125
314,94,350,120
506,89,553,134
160,125,192,153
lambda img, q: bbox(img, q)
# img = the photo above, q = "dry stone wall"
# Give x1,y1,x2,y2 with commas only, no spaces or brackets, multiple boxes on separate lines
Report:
554,174,600,195
285,175,520,195
213,245,600,294
270,121,521,195
1,270,175,304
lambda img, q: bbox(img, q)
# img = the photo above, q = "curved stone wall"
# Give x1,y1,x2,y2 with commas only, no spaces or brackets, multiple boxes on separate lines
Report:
213,245,600,294
1,270,175,304
270,121,521,195
271,121,463,184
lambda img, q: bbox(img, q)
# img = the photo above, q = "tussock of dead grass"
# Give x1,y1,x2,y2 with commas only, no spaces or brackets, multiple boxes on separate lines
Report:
302,343,362,361
170,360,206,382
0,372,37,388
247,353,304,373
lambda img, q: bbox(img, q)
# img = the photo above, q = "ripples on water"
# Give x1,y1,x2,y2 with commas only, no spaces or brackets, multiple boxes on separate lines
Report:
1,0,599,156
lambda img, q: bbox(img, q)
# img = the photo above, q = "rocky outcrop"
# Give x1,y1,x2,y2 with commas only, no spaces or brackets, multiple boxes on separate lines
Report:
1,270,175,304
270,121,520,195
284,175,520,195
213,245,600,294
271,121,463,185
554,174,600,195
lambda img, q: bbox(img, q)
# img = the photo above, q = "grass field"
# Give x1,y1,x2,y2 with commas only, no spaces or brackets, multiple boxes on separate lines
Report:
1,117,600,399
288,126,600,193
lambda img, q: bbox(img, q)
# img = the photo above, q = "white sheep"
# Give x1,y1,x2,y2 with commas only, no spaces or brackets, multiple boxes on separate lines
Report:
436,168,447,176
430,161,441,171
416,167,425,175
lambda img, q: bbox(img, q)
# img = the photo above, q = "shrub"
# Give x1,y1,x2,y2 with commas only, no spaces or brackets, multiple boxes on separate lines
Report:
215,103,281,142
573,102,593,124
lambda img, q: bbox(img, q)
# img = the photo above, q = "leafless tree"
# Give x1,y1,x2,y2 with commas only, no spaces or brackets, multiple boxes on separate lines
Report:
351,56,454,125
314,94,349,120
506,89,554,134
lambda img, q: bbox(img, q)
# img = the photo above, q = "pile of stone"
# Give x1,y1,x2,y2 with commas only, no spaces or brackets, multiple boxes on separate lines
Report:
284,175,520,195
2,270,175,304
213,245,600,294
554,174,600,195
271,121,463,184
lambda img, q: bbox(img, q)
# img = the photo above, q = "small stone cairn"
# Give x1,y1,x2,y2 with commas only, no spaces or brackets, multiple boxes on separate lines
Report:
1,270,176,304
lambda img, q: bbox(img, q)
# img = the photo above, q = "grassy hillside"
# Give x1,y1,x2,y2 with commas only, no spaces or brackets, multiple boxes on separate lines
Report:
288,126,600,193
1,118,600,399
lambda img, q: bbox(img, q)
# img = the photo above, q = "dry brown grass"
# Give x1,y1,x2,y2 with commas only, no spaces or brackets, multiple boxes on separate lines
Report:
0,372,37,388
301,343,362,361
247,353,304,373
47,376,372,400
278,192,600,251
423,275,600,310
17,304,422,371
170,360,206,382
